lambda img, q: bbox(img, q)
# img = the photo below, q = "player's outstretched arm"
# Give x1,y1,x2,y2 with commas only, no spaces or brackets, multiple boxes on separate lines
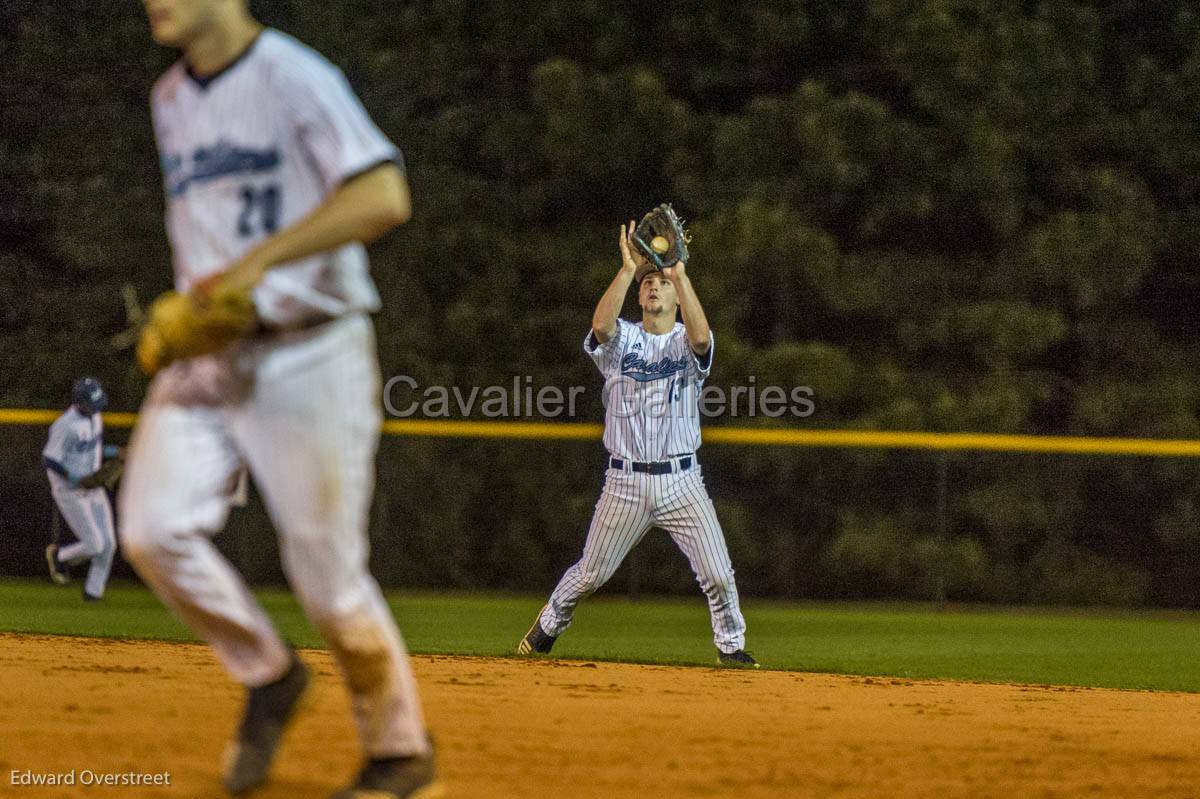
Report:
209,163,411,294
592,222,640,344
664,260,711,355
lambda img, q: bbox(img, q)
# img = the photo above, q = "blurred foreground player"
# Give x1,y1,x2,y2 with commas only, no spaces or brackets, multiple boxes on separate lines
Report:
122,1,441,796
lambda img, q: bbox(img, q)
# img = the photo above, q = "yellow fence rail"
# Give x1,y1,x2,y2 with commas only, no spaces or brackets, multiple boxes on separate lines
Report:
6,408,1200,457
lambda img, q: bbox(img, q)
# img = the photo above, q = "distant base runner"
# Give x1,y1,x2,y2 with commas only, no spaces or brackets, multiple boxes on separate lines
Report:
519,212,758,669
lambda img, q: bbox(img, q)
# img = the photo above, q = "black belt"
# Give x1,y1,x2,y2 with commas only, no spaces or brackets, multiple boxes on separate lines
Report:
609,455,693,475
252,313,340,338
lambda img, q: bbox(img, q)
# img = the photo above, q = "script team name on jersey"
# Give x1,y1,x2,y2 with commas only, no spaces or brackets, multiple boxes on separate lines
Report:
150,29,401,327
586,318,714,462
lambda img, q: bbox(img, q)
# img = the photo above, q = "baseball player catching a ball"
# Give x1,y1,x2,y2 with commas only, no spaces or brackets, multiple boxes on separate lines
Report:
121,2,439,797
519,208,757,668
43,377,121,601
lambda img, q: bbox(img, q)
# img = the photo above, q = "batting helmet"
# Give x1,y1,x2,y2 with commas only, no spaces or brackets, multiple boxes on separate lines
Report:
72,377,108,415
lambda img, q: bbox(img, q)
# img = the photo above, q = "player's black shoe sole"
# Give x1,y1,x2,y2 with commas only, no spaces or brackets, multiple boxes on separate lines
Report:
222,652,311,795
331,748,444,799
517,608,557,655
717,649,760,669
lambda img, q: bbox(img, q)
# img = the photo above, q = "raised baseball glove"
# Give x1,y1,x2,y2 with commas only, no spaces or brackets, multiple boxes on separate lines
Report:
633,203,691,271
78,457,124,491
136,285,258,376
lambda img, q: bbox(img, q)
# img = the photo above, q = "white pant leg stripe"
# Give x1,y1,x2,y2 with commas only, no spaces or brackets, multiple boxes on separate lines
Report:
689,480,728,575
655,470,746,652
586,480,629,569
693,484,746,652
671,476,721,569
543,472,651,636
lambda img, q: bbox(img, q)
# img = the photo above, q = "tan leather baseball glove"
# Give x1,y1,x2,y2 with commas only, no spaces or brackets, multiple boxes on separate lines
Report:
136,285,258,376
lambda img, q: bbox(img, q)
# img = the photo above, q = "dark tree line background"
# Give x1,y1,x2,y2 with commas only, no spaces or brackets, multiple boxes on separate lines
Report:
4,0,1200,606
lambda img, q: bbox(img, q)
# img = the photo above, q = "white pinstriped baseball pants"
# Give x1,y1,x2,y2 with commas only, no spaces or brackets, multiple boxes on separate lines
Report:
540,460,747,653
118,315,429,758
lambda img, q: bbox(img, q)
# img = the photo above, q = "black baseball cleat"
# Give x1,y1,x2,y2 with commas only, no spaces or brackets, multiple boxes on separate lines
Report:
517,610,557,655
45,544,69,585
222,653,311,795
82,591,102,602
331,749,444,799
717,649,760,669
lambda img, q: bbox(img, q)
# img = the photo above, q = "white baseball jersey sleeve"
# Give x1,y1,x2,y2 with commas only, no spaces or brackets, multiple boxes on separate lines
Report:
43,408,103,487
150,29,401,327
585,318,715,461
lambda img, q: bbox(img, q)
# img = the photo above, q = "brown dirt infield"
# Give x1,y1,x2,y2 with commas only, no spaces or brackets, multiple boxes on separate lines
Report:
2,633,1199,798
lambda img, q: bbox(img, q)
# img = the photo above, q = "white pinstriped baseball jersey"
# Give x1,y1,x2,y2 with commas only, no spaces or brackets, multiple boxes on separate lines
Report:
150,28,400,327
43,407,103,488
586,318,714,461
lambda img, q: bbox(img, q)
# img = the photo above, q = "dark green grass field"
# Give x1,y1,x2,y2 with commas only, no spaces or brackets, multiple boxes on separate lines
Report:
3,579,1199,692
